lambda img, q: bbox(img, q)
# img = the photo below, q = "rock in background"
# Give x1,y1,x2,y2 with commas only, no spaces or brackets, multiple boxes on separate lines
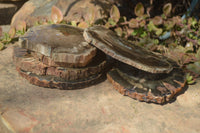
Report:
10,0,126,29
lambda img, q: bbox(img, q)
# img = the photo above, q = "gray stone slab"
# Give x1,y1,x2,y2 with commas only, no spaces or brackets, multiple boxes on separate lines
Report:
0,45,200,133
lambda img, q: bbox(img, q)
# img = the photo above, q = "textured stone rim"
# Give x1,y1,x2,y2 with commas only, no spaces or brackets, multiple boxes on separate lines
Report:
16,67,106,90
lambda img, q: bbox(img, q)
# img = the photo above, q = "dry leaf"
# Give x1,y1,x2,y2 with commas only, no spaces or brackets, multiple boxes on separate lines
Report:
78,21,89,28
110,5,120,23
163,3,172,16
134,2,144,17
51,6,63,23
129,18,139,28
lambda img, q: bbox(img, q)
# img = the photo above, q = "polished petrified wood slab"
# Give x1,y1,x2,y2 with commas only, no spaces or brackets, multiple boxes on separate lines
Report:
14,24,186,104
84,26,172,73
107,61,185,104
13,47,107,81
84,25,186,104
14,24,110,89
13,47,107,89
19,24,96,67
17,68,104,89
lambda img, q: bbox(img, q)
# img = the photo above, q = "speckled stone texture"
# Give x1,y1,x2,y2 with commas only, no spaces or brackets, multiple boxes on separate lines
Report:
0,44,200,133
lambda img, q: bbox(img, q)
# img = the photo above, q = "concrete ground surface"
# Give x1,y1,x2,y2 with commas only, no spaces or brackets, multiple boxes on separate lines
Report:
0,44,200,133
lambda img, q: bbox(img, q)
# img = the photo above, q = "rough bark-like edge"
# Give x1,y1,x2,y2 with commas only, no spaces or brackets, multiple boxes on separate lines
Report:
13,46,108,81
83,26,173,74
107,69,186,104
16,67,106,90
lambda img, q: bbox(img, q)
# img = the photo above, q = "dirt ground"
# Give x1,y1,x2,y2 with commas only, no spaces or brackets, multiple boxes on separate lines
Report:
0,44,199,133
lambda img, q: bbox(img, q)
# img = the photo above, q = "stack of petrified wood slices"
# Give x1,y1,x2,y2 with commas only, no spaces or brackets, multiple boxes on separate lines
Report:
13,24,186,104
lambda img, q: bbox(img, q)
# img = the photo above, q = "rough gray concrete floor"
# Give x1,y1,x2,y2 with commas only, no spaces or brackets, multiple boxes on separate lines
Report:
0,44,200,133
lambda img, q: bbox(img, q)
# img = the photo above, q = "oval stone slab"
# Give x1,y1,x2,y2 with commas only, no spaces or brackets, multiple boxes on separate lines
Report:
107,61,186,104
19,24,96,67
84,26,172,73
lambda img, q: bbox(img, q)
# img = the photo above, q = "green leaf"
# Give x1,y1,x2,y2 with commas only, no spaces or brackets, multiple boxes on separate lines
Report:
163,3,172,16
186,73,193,81
16,30,25,36
104,22,111,28
134,2,144,17
188,80,195,84
148,21,162,35
132,30,137,36
0,42,4,50
153,39,159,44
70,21,77,27
188,17,197,27
155,28,163,36
1,32,12,44
140,31,147,38
110,5,120,23
114,27,122,36
108,18,116,26
186,73,195,84
187,62,200,74
183,19,187,24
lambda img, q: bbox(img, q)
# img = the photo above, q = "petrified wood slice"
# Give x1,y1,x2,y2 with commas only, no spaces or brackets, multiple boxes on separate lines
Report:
31,51,98,68
16,68,105,90
84,26,172,73
19,24,96,67
13,47,47,75
107,61,186,104
13,47,108,81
